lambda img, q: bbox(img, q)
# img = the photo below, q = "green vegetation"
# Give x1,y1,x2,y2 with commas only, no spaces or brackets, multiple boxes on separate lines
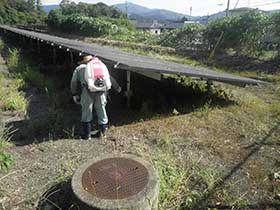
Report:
48,10,134,38
0,50,28,116
0,124,13,172
0,0,46,25
159,10,275,59
59,1,123,18
160,23,206,52
0,1,280,209
0,40,24,172
271,12,280,57
6,48,55,95
205,11,269,55
48,1,159,43
49,5,279,62
0,37,61,172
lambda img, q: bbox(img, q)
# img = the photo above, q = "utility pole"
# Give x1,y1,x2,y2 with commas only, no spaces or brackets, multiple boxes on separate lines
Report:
125,0,128,18
226,0,230,16
190,6,192,16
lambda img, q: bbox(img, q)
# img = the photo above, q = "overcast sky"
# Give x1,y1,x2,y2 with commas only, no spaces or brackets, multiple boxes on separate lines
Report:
41,0,280,16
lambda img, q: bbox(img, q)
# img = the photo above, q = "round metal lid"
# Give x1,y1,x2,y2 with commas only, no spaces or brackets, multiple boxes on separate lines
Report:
81,157,149,200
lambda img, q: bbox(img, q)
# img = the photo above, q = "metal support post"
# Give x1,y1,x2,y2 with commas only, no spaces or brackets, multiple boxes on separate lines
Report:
29,38,33,48
70,51,74,67
126,70,132,108
226,0,230,16
206,80,213,97
53,48,56,65
37,39,40,53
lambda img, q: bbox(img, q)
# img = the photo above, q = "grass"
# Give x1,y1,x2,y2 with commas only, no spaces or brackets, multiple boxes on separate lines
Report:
0,40,24,172
0,38,4,51
125,77,280,209
0,34,279,209
6,48,55,94
0,38,58,172
132,134,227,210
0,124,13,172
0,52,28,116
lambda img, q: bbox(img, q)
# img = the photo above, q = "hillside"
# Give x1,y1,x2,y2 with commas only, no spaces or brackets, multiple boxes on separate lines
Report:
199,8,280,24
114,2,192,21
114,3,280,23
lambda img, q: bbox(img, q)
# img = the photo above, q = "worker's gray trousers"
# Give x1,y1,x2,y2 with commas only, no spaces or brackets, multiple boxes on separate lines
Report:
80,88,108,125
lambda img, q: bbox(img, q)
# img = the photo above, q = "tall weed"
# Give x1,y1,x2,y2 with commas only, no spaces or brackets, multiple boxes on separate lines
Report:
0,124,14,172
0,38,4,51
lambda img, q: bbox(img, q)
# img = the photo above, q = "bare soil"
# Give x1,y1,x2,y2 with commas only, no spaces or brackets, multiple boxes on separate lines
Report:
0,41,280,210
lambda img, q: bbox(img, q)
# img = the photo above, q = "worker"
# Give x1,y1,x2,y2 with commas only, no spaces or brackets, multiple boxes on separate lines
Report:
71,55,121,140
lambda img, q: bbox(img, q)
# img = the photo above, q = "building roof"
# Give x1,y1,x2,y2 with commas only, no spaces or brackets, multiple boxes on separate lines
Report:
135,22,163,29
135,22,184,29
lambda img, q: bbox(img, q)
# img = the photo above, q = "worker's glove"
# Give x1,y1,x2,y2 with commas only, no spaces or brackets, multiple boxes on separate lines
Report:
73,95,81,105
116,86,122,93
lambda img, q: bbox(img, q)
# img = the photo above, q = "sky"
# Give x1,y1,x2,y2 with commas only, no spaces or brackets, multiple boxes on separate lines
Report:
41,0,280,16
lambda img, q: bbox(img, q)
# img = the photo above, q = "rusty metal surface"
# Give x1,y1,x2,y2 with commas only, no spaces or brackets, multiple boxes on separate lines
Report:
81,157,149,200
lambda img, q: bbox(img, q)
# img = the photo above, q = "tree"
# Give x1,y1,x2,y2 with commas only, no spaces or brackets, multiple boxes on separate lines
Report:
59,0,72,11
271,12,280,57
36,0,42,10
0,0,46,25
27,0,36,11
181,17,189,22
205,11,269,55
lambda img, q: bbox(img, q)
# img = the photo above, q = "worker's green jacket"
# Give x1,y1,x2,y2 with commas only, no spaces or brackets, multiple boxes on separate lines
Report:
71,64,109,124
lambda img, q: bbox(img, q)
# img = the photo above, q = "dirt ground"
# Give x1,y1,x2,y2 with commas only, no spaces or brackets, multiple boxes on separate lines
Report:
0,42,280,210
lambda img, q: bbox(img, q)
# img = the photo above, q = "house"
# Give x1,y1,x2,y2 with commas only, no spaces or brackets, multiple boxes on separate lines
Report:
134,21,184,35
135,22,163,35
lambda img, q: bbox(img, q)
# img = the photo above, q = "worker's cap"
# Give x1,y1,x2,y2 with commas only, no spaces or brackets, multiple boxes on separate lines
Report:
78,55,93,64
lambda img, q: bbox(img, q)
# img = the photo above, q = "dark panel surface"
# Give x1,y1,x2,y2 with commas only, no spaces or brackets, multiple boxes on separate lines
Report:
0,25,265,86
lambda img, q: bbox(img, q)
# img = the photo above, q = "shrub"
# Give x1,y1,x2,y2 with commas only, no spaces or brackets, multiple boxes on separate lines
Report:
7,48,20,71
205,10,269,55
160,23,206,52
270,12,280,56
48,12,134,38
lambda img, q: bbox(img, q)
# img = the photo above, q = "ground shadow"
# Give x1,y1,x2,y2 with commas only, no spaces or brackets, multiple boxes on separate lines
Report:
2,32,235,146
36,179,95,210
179,121,280,210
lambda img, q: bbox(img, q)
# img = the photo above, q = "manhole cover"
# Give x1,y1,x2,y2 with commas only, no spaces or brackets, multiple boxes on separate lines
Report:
81,157,149,200
72,154,160,210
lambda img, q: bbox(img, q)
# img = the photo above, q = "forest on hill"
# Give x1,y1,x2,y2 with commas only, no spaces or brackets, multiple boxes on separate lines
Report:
0,0,46,25
48,1,280,64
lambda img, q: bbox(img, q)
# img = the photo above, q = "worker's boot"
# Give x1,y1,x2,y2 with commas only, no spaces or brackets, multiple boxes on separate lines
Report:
82,122,91,140
98,124,108,138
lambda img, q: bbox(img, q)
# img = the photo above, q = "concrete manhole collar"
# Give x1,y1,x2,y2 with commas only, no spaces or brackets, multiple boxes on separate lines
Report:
72,154,160,210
